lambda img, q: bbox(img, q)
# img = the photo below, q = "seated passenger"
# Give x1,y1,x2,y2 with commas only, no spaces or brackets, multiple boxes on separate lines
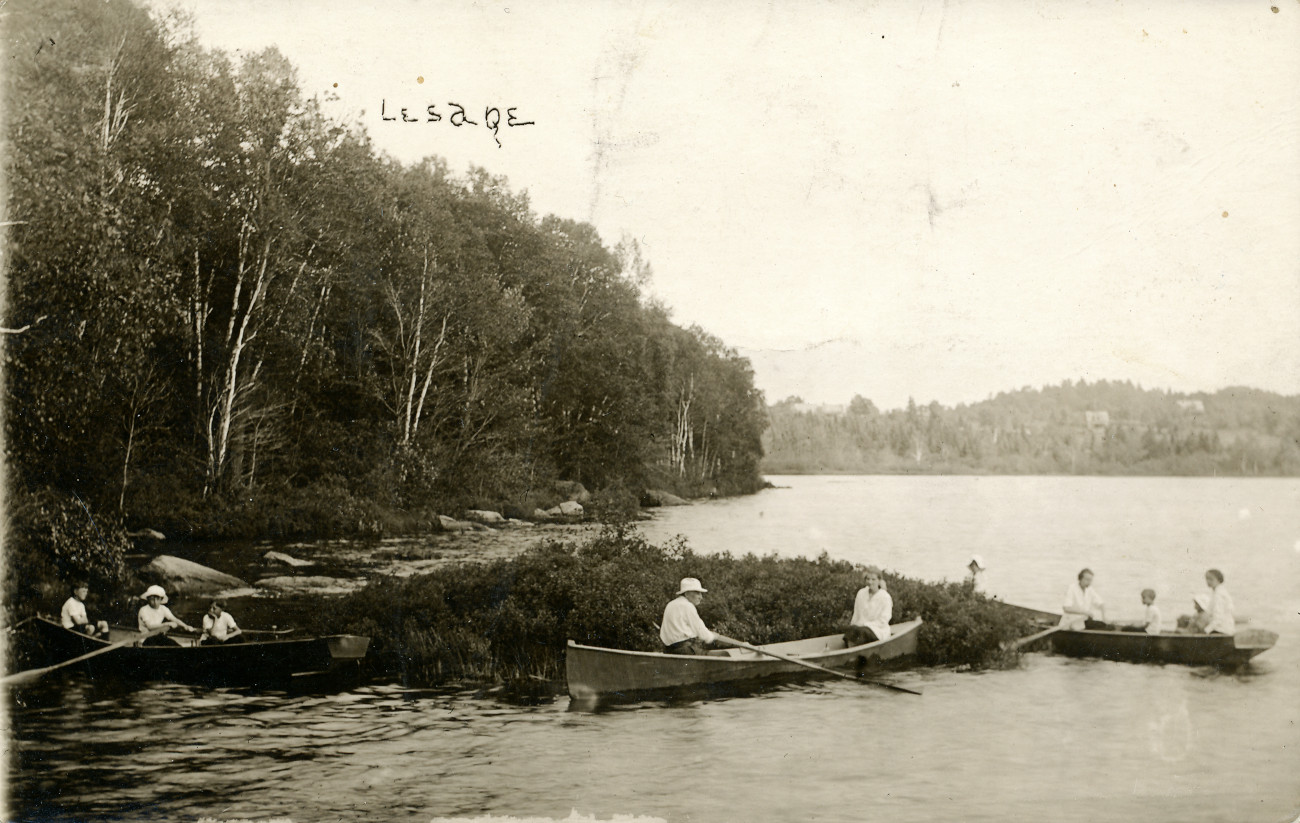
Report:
200,599,242,644
844,566,892,647
1120,589,1161,634
1201,568,1234,635
660,578,717,655
61,580,109,637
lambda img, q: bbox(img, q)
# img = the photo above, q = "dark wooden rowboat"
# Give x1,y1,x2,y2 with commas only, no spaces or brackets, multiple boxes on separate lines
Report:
565,618,922,701
1050,626,1278,667
27,616,370,684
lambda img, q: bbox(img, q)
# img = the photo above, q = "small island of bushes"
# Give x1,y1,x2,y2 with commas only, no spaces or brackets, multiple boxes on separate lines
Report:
307,525,1040,689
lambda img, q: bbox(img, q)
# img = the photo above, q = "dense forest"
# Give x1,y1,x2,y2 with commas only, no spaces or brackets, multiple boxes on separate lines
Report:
764,381,1300,475
0,0,767,593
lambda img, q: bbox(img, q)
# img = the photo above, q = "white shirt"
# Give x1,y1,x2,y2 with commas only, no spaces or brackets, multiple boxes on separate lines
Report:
1204,586,1234,635
660,596,716,646
1060,583,1105,630
138,603,181,632
203,611,239,640
850,587,893,641
61,596,89,629
1142,604,1162,635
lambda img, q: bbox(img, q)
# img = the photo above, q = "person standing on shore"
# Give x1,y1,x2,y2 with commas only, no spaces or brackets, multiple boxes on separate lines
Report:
660,578,718,655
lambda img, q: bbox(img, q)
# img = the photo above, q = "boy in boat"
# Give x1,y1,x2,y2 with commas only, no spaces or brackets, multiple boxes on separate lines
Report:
61,581,109,637
1120,589,1161,634
844,566,892,646
200,599,243,644
660,578,718,655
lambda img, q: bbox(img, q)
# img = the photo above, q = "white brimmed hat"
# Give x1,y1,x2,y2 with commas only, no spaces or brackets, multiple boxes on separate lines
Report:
677,577,708,595
968,554,986,571
140,584,168,603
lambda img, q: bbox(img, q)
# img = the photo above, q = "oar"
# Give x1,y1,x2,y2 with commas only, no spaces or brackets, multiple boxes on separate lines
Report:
713,634,921,695
2,626,169,687
1007,624,1063,651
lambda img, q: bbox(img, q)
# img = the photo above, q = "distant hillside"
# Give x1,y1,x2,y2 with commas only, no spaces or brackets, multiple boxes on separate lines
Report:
762,381,1300,476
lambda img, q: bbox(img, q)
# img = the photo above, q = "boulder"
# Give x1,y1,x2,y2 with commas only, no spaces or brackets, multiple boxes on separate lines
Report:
439,515,477,532
263,550,315,568
642,489,689,507
532,508,554,522
141,555,248,595
558,500,584,517
464,509,507,525
127,528,166,540
553,480,591,504
505,518,534,528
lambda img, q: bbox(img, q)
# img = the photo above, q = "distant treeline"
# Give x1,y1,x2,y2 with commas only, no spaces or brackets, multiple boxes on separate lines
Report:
2,0,766,566
764,381,1300,476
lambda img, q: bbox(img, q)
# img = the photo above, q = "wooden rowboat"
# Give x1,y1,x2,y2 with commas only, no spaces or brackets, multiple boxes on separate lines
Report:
1050,626,1278,667
24,616,370,685
565,618,922,701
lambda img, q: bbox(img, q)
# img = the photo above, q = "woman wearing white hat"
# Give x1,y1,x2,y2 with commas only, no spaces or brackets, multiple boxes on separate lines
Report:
966,554,986,590
137,585,196,636
660,578,718,655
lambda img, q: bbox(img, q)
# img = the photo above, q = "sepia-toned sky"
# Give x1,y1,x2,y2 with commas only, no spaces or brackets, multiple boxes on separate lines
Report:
164,0,1300,410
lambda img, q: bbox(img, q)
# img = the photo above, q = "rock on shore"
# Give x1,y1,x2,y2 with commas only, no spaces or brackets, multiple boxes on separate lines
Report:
641,489,689,507
141,555,248,594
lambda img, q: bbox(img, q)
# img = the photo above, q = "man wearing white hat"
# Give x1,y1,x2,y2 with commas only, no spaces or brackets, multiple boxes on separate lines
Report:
660,577,718,655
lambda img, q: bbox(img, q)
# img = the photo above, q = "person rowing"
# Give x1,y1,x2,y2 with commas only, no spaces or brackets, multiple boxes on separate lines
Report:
660,577,719,655
1060,567,1107,630
137,585,196,643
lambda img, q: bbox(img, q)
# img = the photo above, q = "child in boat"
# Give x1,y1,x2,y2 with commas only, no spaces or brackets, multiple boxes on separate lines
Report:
61,580,110,637
200,599,243,644
1121,589,1161,634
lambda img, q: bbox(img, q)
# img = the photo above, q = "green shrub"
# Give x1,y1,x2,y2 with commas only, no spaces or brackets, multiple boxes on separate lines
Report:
3,486,133,619
313,525,1039,687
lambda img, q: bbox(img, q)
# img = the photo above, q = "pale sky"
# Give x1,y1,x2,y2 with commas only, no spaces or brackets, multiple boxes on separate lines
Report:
164,0,1300,410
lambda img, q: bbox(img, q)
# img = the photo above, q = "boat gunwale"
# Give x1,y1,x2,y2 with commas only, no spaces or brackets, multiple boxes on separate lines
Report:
565,617,923,662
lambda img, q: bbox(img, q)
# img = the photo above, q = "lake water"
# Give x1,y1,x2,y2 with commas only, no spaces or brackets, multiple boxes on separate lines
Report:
7,476,1300,822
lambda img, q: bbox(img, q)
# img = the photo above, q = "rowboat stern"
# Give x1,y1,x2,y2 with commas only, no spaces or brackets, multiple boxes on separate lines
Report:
1233,628,1278,661
325,635,371,663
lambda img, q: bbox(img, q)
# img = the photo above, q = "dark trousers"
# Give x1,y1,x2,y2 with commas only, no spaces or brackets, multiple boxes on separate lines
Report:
843,625,879,647
663,638,708,656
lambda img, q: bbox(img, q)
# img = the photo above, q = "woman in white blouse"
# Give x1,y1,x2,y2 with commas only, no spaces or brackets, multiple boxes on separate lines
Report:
1201,568,1235,635
1060,568,1106,630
